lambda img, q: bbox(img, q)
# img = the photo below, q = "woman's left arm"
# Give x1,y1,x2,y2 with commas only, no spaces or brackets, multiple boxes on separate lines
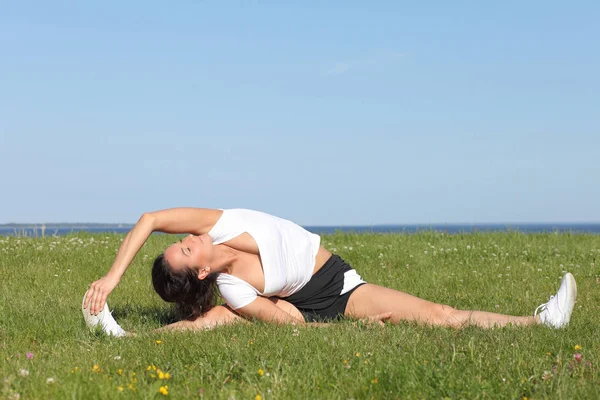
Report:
236,297,307,325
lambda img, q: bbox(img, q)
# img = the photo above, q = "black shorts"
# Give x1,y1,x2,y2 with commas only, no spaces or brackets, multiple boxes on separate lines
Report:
280,254,367,322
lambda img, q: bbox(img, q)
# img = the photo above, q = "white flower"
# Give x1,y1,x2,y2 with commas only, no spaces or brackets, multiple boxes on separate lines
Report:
19,369,29,377
46,377,55,384
114,355,121,360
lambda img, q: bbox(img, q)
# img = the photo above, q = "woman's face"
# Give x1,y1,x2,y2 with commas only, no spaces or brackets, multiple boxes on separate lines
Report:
164,233,214,274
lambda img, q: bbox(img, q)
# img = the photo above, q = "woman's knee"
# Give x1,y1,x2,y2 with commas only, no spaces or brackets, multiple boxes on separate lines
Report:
269,298,304,321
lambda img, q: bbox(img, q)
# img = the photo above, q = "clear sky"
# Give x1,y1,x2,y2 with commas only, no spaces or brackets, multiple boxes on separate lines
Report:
1,1,599,225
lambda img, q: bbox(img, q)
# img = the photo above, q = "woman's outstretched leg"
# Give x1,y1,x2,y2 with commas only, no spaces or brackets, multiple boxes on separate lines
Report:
345,284,537,329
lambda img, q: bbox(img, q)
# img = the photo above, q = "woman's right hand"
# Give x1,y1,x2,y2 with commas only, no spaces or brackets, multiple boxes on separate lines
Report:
84,274,120,315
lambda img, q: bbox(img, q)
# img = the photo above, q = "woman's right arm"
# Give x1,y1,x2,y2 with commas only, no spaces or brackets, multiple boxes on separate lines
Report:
84,208,223,315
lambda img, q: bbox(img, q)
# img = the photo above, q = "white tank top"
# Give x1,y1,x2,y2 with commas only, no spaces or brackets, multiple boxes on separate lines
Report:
208,209,321,309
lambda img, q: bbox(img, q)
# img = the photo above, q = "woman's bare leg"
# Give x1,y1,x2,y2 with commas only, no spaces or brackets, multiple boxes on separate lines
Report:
345,284,538,328
157,298,304,332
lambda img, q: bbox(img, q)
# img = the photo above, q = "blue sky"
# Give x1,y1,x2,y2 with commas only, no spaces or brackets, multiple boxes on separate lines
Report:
1,1,599,225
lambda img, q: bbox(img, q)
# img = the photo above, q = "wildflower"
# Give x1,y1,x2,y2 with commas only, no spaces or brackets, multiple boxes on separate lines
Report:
371,377,378,384
18,369,29,377
155,340,162,345
355,352,360,357
574,345,582,351
26,352,34,360
542,371,552,381
258,368,264,376
255,395,262,400
117,386,124,392
159,385,168,395
92,364,101,373
574,353,583,362
114,355,121,360
165,373,171,380
343,360,348,365
158,371,165,380
117,369,123,376
46,377,56,384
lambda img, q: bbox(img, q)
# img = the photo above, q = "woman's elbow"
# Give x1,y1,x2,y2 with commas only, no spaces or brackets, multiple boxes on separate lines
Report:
138,212,156,229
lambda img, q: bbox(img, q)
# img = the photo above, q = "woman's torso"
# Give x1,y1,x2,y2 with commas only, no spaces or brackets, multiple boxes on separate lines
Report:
216,231,332,294
208,209,328,300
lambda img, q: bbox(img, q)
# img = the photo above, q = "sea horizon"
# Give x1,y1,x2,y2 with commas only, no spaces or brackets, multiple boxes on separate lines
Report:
2,221,600,236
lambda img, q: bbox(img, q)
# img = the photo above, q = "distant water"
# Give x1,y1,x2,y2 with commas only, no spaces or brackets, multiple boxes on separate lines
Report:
2,223,600,236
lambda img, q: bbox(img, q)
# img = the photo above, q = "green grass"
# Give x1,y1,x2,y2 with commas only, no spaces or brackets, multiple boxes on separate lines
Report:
1,231,599,399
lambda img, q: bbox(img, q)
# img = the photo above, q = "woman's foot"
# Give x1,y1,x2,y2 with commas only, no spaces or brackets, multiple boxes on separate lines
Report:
82,290,127,337
534,273,577,328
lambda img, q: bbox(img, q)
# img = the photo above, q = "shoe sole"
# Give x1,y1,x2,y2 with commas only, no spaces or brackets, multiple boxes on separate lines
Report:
81,290,98,328
564,272,577,317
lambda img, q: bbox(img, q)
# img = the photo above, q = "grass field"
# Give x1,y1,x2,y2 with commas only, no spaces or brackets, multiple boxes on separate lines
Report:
1,231,599,399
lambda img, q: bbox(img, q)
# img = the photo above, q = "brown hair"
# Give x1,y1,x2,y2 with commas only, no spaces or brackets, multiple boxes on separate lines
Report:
151,253,218,320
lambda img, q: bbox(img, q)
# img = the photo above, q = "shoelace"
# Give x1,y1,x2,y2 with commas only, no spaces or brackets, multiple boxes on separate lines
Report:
534,295,554,317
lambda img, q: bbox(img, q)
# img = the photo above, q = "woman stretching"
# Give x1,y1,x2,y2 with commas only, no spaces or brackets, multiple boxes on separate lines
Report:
82,208,577,335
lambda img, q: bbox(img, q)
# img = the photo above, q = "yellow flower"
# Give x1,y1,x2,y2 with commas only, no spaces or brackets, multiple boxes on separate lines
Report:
92,364,101,373
371,377,378,384
165,373,171,380
158,371,165,380
152,365,157,371
258,368,264,376
159,385,168,395
147,365,151,371
574,345,582,351
343,359,348,365
117,369,123,376
255,395,262,400
355,352,360,357
155,340,162,345
117,386,124,392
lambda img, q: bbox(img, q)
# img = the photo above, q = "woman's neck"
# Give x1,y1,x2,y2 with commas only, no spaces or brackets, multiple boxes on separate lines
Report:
209,244,240,274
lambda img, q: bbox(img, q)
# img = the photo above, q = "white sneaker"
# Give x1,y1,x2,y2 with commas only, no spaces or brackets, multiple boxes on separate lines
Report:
82,291,127,337
534,273,577,329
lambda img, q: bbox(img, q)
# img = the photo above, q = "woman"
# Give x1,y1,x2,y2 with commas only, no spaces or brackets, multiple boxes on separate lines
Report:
82,208,577,335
